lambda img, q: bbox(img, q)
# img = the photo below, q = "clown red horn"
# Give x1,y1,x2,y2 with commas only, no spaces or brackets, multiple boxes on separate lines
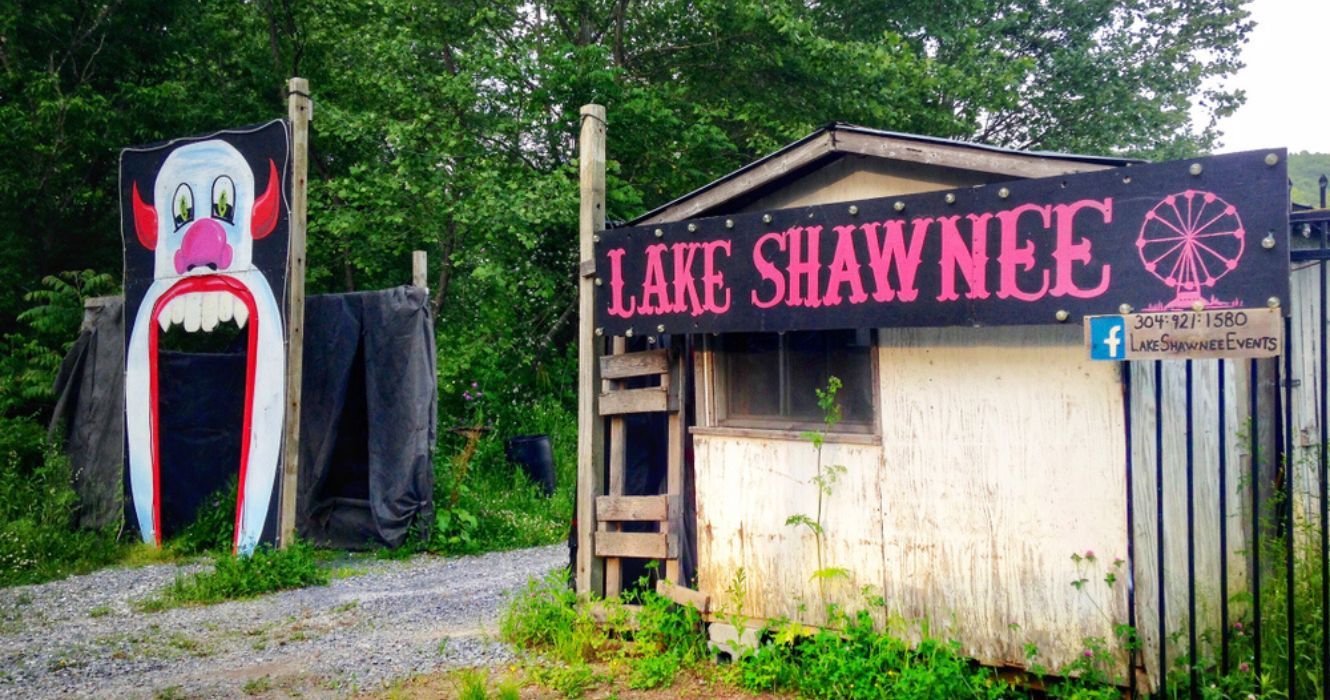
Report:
132,182,157,250
251,160,280,240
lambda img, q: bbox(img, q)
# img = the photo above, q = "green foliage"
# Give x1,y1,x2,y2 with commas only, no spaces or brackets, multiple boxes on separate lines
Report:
789,375,848,601
0,417,121,586
501,568,707,696
169,475,238,557
143,541,328,609
1290,151,1330,207
0,271,117,419
427,392,575,556
734,610,1016,699
455,668,490,700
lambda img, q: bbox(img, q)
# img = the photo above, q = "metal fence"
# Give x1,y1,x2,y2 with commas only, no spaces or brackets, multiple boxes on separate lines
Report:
1127,179,1329,698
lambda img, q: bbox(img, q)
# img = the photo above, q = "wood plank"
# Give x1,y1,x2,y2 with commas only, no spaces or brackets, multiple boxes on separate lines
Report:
665,347,685,582
834,130,1116,179
635,128,1119,225
279,77,311,549
575,104,607,596
656,580,710,614
595,531,678,559
636,134,835,224
411,250,427,290
596,494,674,522
598,386,670,415
603,335,627,597
588,602,641,627
600,349,669,379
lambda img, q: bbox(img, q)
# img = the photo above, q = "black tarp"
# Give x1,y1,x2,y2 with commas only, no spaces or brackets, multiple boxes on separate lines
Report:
51,285,436,549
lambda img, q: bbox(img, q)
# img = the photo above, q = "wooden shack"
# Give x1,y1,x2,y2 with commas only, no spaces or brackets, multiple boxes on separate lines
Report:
576,108,1293,691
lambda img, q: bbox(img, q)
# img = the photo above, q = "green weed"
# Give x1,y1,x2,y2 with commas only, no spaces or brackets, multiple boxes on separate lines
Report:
139,541,328,609
429,393,575,556
242,675,273,695
455,668,489,700
0,417,122,587
169,475,237,556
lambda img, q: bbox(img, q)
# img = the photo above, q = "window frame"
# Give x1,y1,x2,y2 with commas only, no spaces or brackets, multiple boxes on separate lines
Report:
695,329,881,439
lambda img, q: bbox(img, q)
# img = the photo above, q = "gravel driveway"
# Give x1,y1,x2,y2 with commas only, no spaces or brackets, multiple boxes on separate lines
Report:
0,545,565,699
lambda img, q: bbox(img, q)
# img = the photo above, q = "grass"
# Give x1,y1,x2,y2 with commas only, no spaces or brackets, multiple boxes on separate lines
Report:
495,568,1168,700
137,541,329,611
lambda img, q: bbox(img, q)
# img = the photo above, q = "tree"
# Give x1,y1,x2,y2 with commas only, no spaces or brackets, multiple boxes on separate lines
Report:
0,0,1254,414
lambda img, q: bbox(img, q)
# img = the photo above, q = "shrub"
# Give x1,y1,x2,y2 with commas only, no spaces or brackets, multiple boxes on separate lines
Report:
146,541,328,608
0,417,121,586
170,475,238,556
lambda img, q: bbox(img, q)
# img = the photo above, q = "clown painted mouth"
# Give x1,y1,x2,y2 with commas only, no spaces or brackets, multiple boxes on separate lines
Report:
155,288,251,333
128,271,284,555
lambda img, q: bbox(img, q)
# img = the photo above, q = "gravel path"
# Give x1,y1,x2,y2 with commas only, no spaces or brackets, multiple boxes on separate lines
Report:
0,545,565,699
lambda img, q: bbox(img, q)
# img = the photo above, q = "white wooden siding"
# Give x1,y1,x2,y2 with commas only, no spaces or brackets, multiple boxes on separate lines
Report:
693,325,1134,679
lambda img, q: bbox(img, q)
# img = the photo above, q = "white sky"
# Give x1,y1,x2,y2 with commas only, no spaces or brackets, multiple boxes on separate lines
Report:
1213,0,1329,154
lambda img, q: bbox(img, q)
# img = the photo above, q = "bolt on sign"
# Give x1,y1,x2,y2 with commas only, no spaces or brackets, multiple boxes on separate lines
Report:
593,150,1290,336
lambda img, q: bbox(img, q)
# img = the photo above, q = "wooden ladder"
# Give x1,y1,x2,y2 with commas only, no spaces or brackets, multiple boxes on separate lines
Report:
594,341,686,596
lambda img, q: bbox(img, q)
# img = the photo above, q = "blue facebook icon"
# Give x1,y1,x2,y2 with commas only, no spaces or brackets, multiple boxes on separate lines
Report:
1089,316,1128,361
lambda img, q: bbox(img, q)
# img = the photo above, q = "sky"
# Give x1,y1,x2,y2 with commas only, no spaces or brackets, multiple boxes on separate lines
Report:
1213,0,1328,154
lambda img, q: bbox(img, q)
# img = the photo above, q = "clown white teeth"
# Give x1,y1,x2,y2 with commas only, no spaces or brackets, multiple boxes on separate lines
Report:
199,291,220,332
125,137,286,556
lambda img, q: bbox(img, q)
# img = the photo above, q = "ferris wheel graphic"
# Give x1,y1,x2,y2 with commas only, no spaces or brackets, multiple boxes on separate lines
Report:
1136,189,1246,310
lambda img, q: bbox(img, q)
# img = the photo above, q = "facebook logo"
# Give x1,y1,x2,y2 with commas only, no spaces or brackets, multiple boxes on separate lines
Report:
1089,316,1128,361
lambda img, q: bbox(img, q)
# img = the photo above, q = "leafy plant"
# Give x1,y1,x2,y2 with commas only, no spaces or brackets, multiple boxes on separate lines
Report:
141,541,328,609
0,417,122,586
786,375,850,603
169,475,238,556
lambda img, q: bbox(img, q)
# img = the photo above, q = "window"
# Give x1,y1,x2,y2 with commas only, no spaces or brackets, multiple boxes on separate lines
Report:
713,329,876,433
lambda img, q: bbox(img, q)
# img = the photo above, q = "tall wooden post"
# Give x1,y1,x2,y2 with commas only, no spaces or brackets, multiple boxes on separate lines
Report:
576,104,607,595
412,250,428,291
279,78,311,548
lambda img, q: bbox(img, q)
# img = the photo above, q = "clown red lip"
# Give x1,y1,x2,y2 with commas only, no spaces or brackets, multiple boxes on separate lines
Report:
145,275,260,550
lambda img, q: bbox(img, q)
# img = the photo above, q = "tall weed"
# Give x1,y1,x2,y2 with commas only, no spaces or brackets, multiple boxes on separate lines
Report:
0,417,120,586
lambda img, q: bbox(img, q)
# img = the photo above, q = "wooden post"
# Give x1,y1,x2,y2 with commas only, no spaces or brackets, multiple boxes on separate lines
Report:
279,77,311,549
412,250,428,290
577,104,607,595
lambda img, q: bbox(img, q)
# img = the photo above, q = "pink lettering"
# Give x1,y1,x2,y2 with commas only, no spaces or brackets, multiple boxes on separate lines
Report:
995,203,1051,301
606,248,637,319
823,225,868,306
751,232,786,309
938,214,991,301
638,243,670,314
1051,198,1112,298
702,241,731,313
671,242,703,315
788,226,822,308
863,219,928,302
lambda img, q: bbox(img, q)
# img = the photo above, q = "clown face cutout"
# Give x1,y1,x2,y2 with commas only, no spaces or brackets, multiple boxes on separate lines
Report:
120,121,291,555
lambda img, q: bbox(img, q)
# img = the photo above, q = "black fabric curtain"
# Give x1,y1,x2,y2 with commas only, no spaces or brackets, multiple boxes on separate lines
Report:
51,286,436,549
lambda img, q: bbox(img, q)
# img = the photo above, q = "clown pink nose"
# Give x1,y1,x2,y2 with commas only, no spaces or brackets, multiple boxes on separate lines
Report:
174,219,234,274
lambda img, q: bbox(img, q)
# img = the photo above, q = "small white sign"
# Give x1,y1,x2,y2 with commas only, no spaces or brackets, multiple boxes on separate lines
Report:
1085,308,1283,360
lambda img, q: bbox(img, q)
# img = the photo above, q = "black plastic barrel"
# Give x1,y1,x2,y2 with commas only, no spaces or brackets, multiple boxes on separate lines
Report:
505,434,556,496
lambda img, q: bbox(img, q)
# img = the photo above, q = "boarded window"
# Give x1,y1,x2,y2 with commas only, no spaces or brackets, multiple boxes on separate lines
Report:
715,329,875,433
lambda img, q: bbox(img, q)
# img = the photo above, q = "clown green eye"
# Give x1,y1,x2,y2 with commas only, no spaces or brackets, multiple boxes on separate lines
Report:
212,175,235,224
172,184,194,230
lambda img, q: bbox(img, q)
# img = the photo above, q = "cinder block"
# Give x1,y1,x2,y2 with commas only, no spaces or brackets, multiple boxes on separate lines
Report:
708,621,763,661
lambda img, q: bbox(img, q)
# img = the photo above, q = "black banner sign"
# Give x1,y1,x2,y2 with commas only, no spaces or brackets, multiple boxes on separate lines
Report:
594,150,1290,336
